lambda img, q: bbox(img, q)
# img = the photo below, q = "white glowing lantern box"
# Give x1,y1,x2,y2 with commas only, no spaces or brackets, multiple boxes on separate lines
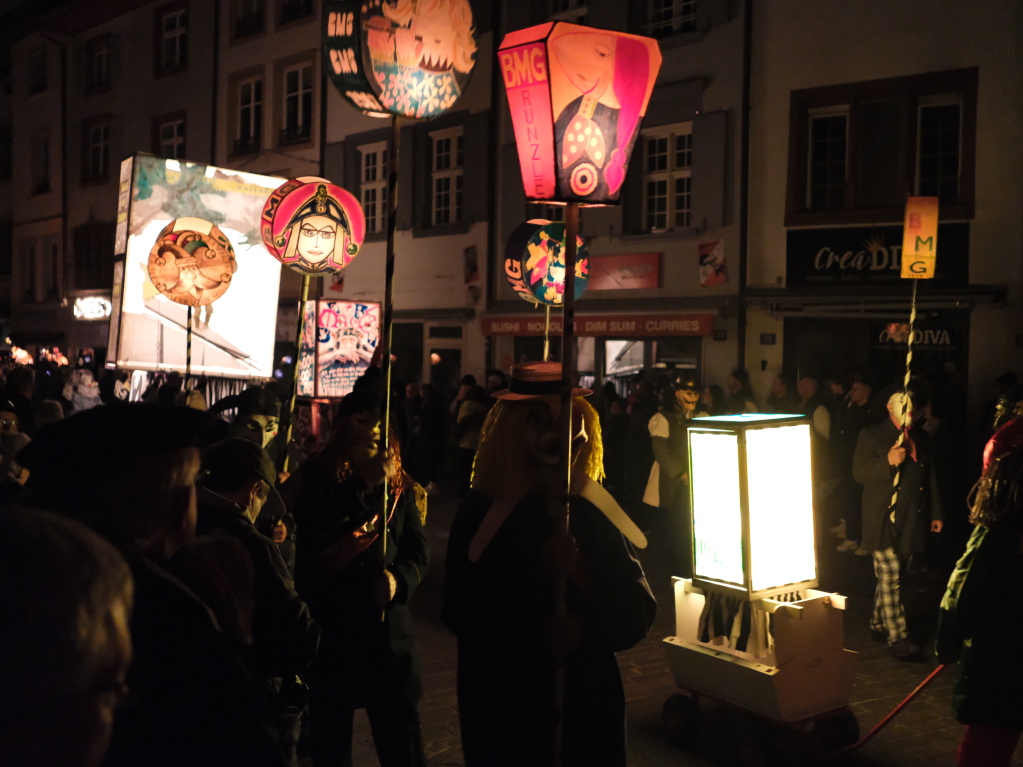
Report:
688,414,818,601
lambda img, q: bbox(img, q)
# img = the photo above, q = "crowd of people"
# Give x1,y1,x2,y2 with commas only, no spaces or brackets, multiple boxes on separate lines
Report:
0,354,1020,767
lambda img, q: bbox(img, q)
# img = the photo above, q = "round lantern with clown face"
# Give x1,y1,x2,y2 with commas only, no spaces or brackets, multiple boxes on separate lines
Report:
261,177,366,275
147,217,238,307
505,220,589,307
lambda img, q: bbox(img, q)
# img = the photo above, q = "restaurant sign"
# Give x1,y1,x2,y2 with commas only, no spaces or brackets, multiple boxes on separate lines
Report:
786,223,968,287
587,253,661,290
483,312,713,337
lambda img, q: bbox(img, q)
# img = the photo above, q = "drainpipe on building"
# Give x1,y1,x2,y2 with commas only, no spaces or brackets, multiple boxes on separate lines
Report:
736,0,752,372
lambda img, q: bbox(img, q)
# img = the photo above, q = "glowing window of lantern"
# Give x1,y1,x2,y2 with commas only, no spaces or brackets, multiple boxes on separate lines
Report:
359,142,388,234
430,126,464,226
689,429,744,586
746,423,817,592
642,122,691,232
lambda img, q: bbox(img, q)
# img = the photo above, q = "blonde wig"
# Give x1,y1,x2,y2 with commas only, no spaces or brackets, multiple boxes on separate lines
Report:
471,396,604,500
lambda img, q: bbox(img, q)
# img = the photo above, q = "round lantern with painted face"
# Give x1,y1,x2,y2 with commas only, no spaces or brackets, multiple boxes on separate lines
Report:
147,217,237,307
261,177,366,275
504,219,589,307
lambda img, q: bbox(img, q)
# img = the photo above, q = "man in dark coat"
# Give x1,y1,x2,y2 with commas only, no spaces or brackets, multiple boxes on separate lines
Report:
18,404,288,767
442,362,656,767
853,389,944,660
285,391,430,767
197,438,320,765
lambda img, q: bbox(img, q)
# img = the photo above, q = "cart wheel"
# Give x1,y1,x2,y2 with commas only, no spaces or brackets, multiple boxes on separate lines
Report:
812,709,859,751
662,693,700,747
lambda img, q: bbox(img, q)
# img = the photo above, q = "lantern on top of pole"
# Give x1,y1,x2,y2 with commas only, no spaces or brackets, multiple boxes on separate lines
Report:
498,21,662,523
323,0,478,590
888,196,939,522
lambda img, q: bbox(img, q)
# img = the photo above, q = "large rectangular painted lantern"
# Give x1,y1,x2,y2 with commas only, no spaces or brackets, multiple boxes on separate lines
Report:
498,23,661,205
297,299,381,399
688,414,818,601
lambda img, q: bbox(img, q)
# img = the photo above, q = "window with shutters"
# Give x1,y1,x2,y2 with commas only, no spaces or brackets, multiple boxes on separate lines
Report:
430,126,464,226
786,68,976,226
359,142,389,234
641,122,692,232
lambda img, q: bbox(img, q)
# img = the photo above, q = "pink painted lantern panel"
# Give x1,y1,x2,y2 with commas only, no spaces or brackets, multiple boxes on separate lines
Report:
261,176,366,276
499,23,662,205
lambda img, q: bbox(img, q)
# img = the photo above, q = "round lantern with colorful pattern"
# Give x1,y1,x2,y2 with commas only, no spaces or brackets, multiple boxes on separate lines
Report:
504,220,589,307
147,217,237,307
261,177,366,275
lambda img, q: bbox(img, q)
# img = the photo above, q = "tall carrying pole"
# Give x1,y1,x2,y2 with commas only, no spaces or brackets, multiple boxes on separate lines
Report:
185,306,193,392
377,114,401,612
888,280,919,522
282,275,311,473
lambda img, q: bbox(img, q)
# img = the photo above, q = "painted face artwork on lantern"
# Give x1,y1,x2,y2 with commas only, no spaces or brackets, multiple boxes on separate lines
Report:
498,23,661,204
504,220,589,307
261,177,366,275
324,0,476,119
147,217,238,307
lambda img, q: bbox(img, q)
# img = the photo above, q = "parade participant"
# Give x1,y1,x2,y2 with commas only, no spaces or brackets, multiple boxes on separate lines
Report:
853,387,944,660
643,374,707,578
18,404,287,767
197,438,320,766
284,391,429,767
938,419,1023,766
0,508,133,767
442,361,655,767
210,386,282,450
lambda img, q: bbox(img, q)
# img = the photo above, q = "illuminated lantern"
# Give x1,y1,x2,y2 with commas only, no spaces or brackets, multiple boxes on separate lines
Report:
687,414,818,599
499,23,662,205
261,177,366,276
323,0,478,118
147,217,237,307
504,220,588,307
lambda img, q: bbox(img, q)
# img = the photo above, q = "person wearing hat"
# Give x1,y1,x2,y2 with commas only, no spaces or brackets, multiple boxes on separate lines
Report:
17,403,288,767
642,372,708,579
283,390,429,767
442,361,655,767
196,438,320,765
210,386,283,451
853,385,944,660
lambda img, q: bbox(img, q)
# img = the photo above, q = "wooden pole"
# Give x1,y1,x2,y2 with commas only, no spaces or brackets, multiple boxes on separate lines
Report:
888,279,919,523
185,305,192,393
543,304,551,362
282,274,311,473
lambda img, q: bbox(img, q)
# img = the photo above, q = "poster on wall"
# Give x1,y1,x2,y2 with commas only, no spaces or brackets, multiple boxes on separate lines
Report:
698,240,727,287
106,154,285,378
298,299,381,399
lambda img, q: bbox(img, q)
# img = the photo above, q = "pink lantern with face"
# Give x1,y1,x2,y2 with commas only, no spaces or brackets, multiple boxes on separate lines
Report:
261,176,366,275
498,23,662,205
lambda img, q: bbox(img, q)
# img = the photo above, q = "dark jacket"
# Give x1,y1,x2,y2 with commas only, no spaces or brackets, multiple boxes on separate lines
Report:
195,486,319,679
937,516,1023,727
104,550,287,767
442,489,656,767
852,418,943,554
290,455,430,706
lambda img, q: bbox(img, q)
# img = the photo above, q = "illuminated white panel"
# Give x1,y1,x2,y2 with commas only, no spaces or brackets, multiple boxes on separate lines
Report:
689,430,744,585
746,424,816,592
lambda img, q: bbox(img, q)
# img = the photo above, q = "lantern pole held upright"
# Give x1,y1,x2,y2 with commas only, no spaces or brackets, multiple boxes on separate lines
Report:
560,202,580,532
377,114,402,610
185,306,192,392
282,274,311,474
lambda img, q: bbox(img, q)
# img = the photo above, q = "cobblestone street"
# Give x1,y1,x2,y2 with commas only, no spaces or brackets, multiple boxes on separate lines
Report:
345,488,1023,766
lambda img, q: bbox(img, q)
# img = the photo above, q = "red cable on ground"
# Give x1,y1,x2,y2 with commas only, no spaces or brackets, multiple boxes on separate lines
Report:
837,663,947,753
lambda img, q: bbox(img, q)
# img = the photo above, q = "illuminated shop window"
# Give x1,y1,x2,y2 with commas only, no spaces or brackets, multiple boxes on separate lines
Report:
430,126,464,226
642,122,692,232
359,142,388,234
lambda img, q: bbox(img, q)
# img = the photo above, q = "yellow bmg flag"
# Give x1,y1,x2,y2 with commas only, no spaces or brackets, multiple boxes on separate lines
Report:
901,197,939,279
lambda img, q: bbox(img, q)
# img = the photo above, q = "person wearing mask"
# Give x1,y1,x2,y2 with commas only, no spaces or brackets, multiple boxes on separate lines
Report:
643,375,708,578
197,439,320,766
285,392,429,767
853,388,943,660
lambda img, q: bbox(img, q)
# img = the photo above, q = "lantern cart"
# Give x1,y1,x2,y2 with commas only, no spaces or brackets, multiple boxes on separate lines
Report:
662,414,859,759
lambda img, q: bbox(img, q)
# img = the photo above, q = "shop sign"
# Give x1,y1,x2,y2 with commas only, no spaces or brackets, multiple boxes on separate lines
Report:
483,312,713,337
786,223,968,287
73,296,112,321
587,253,661,290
